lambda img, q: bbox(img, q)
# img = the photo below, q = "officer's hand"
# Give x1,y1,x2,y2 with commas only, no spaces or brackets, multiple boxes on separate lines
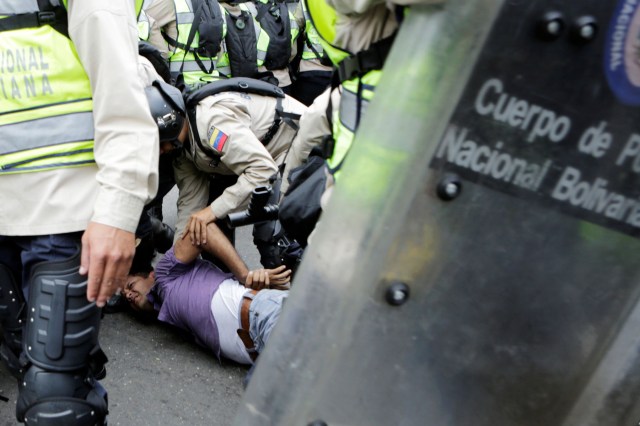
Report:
183,206,216,246
245,265,291,290
80,222,135,308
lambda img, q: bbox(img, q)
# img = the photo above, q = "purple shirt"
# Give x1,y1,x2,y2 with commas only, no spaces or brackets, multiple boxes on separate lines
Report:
149,248,234,359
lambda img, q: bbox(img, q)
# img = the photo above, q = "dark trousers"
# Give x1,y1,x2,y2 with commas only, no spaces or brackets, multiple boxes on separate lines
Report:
289,70,332,107
0,233,82,298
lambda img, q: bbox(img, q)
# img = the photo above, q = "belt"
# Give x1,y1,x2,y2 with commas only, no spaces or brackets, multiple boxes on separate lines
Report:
237,290,258,362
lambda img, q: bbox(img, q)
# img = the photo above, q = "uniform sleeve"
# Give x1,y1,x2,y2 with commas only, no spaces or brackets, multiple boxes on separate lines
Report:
196,100,279,219
328,0,445,15
280,87,333,195
144,0,177,58
174,151,210,241
67,0,159,233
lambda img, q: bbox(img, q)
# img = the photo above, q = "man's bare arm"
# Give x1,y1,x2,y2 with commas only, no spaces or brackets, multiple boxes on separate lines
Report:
174,221,250,282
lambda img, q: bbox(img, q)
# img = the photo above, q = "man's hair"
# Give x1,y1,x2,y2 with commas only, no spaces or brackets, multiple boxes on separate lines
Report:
129,236,155,275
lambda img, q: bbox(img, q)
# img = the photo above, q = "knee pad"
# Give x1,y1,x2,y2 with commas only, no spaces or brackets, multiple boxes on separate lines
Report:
16,252,108,425
0,263,26,378
17,366,108,426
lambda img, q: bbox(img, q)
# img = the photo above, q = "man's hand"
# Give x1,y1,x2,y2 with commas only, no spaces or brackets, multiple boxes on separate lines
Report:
80,222,136,308
245,265,292,290
182,206,216,246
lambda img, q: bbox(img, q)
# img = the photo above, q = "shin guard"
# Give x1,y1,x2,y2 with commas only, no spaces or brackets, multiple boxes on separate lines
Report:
16,253,108,425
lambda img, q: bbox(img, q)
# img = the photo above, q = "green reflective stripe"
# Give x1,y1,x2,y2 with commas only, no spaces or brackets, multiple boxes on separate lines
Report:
170,59,229,75
301,25,324,60
0,140,94,174
301,1,323,60
135,0,144,18
216,65,231,75
327,109,352,177
0,99,93,126
1,4,97,176
1,111,94,154
138,9,150,40
338,88,369,133
0,2,33,13
60,0,143,17
176,11,195,25
170,60,198,72
328,71,381,176
167,0,226,88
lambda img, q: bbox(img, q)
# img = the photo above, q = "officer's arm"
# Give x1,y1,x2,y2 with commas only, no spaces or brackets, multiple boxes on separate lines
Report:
205,103,279,220
329,0,444,15
143,0,177,59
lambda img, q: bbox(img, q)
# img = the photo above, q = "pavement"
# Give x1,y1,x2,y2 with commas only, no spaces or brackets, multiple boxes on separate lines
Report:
0,188,259,425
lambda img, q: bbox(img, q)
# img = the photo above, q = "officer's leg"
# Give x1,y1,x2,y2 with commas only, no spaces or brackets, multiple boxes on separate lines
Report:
0,263,26,379
16,251,108,425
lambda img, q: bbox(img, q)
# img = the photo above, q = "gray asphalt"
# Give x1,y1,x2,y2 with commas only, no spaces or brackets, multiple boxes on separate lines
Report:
0,187,259,425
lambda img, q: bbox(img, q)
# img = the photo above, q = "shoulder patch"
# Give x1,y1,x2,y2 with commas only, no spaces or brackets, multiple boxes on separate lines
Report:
207,126,228,152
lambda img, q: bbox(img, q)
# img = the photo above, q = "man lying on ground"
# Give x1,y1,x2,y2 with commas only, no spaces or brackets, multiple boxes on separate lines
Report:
123,221,291,365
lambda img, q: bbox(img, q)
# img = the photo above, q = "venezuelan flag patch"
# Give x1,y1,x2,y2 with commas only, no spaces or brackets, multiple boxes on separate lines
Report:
208,126,228,152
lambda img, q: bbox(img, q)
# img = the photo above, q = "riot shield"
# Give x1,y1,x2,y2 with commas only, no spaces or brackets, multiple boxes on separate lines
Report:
234,1,640,425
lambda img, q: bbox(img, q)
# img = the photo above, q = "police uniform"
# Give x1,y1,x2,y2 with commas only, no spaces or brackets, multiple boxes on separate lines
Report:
174,89,307,237
142,0,229,89
288,0,333,106
285,0,446,180
280,0,445,245
0,0,158,423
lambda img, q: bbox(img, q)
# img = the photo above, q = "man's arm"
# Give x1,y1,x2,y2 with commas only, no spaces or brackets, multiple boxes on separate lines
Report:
174,222,292,288
174,151,211,245
174,222,250,282
69,0,159,307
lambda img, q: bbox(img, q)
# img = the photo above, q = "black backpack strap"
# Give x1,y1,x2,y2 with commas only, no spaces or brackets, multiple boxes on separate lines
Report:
183,0,216,74
186,77,285,108
0,1,67,36
260,97,301,145
336,32,396,83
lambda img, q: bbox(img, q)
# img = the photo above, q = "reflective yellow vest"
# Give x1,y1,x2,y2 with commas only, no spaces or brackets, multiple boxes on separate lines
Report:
304,0,391,180
300,0,326,62
138,0,153,41
154,0,228,90
0,1,143,175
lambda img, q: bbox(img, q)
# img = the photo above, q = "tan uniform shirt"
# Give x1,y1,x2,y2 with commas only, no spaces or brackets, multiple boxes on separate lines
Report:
328,0,445,53
0,0,159,236
174,91,307,235
143,0,180,59
280,87,340,195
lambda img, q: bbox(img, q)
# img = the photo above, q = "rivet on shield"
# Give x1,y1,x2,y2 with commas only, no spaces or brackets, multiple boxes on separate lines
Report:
436,174,462,201
571,16,598,44
537,11,565,41
385,281,410,306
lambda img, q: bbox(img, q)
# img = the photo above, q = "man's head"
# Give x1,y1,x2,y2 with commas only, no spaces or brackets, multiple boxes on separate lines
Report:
123,271,156,312
146,80,189,155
